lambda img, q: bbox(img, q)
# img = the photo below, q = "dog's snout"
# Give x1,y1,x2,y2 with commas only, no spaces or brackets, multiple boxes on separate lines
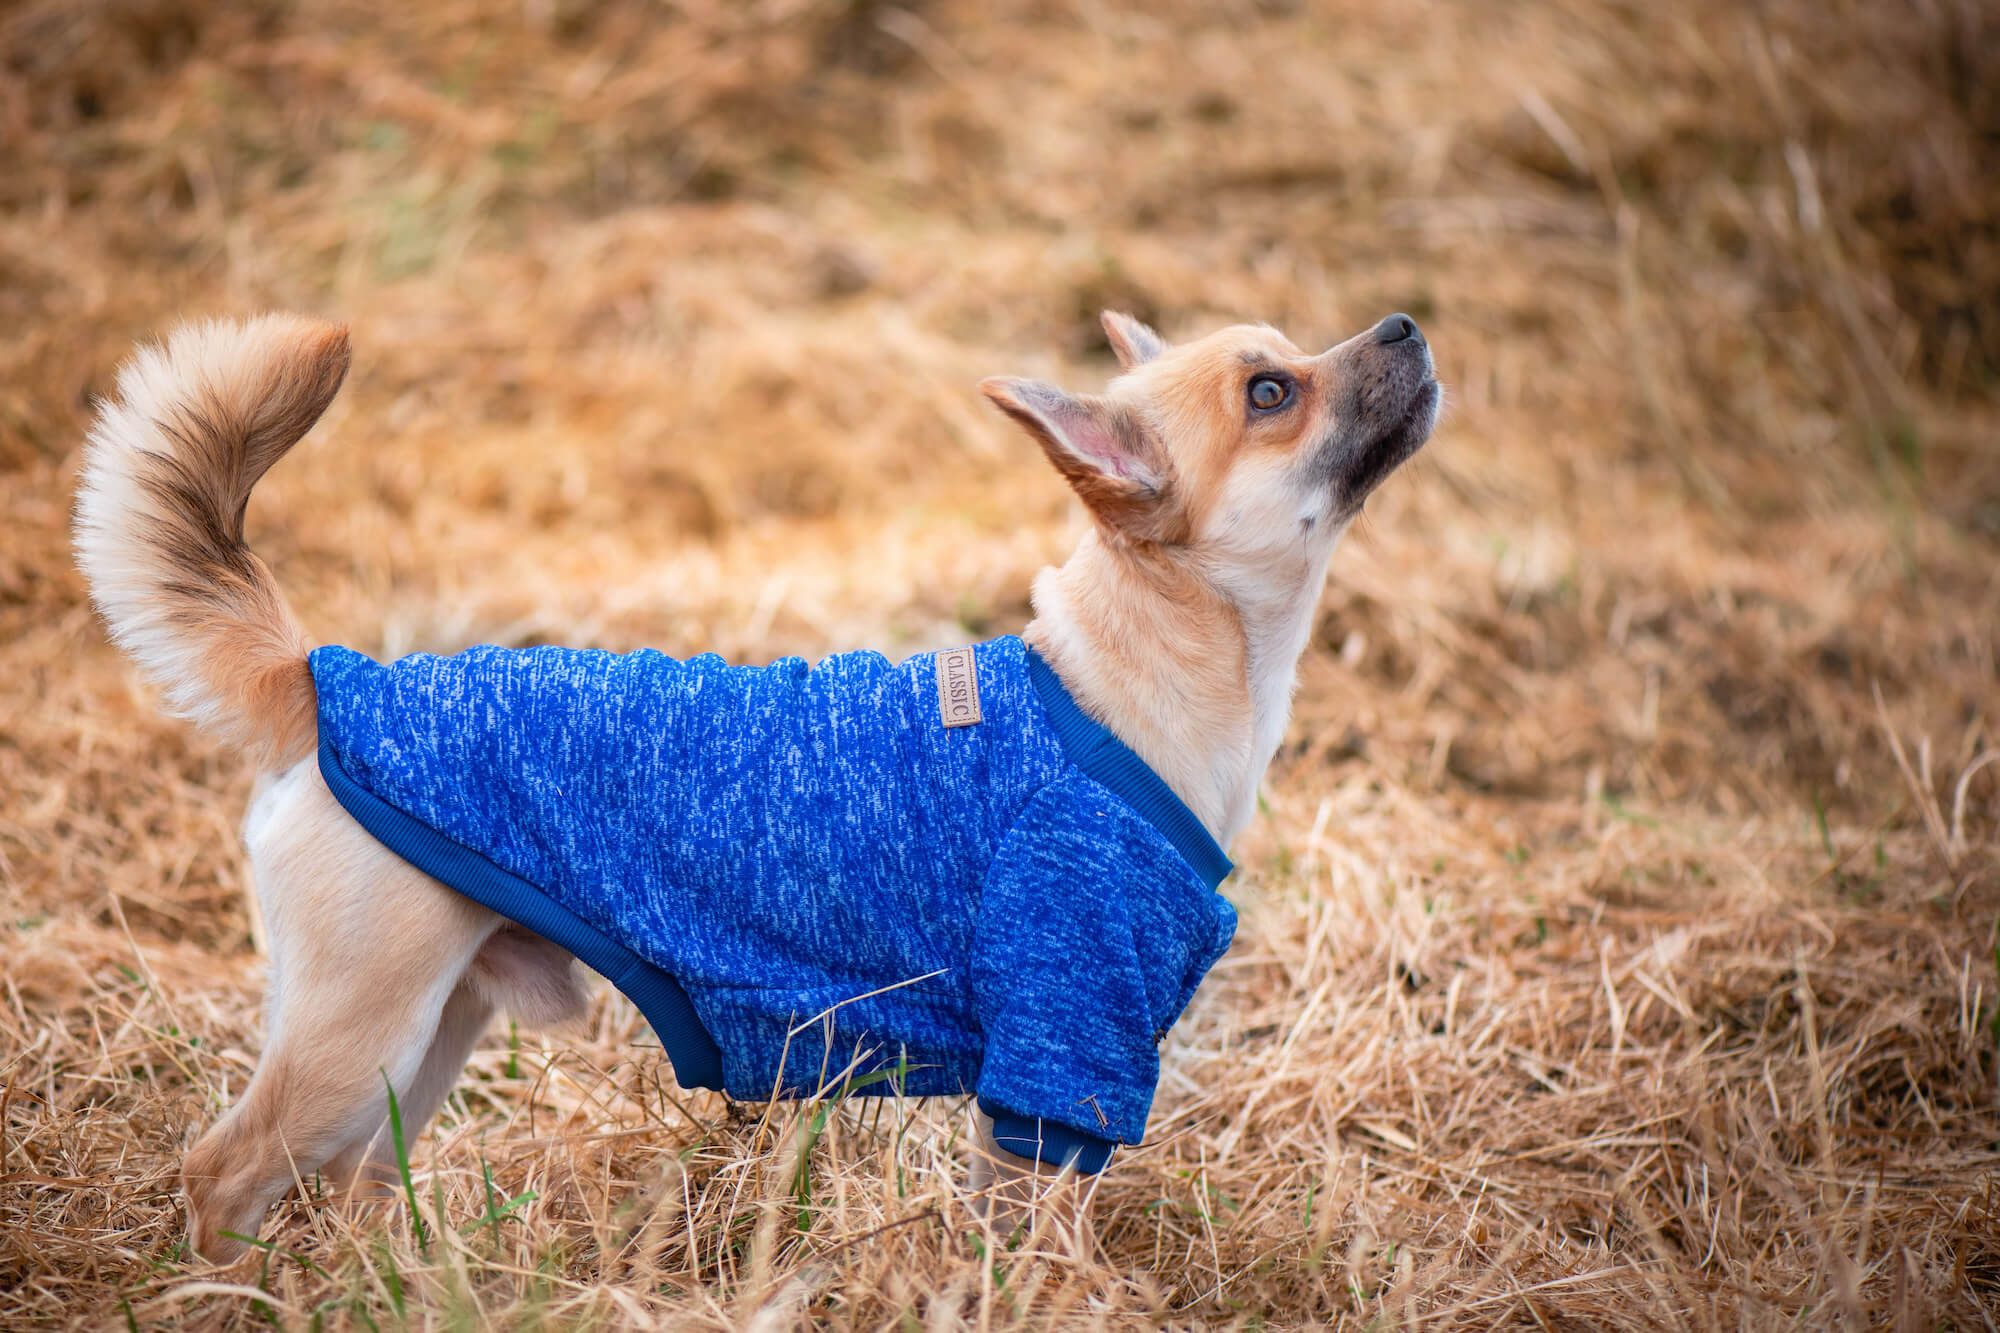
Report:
1373,313,1423,347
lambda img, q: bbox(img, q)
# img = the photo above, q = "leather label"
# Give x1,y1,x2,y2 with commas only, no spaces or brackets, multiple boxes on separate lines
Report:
936,646,982,728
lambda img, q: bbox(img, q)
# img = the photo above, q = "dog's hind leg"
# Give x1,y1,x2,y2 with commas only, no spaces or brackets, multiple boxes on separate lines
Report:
181,945,482,1261
315,925,588,1207
316,977,496,1193
184,763,498,1262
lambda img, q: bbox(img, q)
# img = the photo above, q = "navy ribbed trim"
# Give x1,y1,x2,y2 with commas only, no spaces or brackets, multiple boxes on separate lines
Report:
316,738,726,1092
1023,649,1233,890
980,1100,1116,1174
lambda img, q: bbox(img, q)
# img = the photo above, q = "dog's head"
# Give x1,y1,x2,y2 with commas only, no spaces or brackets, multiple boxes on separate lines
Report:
982,311,1437,563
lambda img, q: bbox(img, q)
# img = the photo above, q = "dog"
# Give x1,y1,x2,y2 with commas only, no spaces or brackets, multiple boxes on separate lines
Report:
73,308,1437,1261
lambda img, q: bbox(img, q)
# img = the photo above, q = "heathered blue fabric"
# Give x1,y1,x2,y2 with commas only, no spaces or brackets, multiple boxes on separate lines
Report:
308,635,1237,1156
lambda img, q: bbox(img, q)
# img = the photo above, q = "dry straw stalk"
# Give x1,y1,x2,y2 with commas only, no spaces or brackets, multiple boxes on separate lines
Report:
2,0,1996,1326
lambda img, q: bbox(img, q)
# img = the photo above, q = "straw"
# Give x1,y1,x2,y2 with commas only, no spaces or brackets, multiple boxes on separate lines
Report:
2,0,1995,1325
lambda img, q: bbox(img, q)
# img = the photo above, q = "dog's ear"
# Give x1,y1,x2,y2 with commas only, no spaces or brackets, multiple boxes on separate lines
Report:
1101,311,1168,370
981,377,1180,542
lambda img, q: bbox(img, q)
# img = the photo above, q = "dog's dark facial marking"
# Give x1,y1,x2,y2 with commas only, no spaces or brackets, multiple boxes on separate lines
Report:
1299,319,1438,514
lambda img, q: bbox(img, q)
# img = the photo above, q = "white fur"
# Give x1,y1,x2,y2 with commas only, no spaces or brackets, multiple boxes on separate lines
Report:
1198,460,1354,841
72,316,314,752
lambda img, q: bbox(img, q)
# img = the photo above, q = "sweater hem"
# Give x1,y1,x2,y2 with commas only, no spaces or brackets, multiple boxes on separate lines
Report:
979,1099,1117,1174
315,737,727,1092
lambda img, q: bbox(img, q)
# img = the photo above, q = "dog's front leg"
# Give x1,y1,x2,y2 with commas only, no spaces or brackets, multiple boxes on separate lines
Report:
966,1109,1099,1253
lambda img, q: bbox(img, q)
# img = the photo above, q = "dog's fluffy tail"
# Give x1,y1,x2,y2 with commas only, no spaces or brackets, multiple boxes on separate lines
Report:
74,315,350,770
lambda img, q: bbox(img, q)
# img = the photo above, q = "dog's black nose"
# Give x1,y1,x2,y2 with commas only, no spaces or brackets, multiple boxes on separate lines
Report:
1374,313,1423,346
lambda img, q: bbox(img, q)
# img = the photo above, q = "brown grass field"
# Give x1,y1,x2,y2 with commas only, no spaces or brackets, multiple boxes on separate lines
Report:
3,0,1999,1326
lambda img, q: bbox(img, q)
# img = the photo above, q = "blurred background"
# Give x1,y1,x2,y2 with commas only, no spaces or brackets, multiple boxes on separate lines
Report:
1,0,1996,1326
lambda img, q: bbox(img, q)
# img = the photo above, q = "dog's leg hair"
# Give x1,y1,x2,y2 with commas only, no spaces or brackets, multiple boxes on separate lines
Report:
181,949,476,1262
318,979,497,1193
186,765,499,1262
191,762,591,1261
967,1107,1099,1253
317,929,586,1189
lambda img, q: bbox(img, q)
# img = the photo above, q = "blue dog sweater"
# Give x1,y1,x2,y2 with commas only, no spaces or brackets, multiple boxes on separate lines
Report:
309,635,1236,1171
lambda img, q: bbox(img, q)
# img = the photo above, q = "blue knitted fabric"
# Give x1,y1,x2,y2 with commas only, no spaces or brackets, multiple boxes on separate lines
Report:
309,635,1235,1169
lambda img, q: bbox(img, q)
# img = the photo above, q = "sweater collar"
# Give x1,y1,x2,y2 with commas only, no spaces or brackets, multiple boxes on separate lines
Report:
1022,646,1234,890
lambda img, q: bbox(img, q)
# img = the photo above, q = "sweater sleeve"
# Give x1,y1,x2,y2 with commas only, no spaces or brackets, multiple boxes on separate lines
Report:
971,772,1230,1167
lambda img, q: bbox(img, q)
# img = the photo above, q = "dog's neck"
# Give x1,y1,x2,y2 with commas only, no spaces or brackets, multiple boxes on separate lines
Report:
1022,524,1341,848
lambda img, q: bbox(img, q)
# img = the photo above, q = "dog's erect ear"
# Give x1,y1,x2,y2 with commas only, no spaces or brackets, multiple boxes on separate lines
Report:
981,377,1178,542
1101,311,1168,370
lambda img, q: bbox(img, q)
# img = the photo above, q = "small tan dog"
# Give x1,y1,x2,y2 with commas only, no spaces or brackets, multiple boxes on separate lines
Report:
74,308,1436,1260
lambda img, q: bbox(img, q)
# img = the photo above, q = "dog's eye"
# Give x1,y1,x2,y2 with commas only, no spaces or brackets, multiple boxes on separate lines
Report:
1248,376,1291,411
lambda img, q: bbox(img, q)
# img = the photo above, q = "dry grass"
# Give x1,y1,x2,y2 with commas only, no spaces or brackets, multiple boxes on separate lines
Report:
3,0,1999,1326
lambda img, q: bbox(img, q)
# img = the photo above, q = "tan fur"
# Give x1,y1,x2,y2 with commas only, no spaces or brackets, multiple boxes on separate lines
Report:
77,310,1434,1262
1000,313,1438,839
185,759,585,1260
1023,538,1252,833
74,316,351,769
966,1106,1099,1244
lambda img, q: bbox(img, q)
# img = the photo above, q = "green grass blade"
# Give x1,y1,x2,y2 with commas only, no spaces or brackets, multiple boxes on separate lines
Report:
382,1070,429,1254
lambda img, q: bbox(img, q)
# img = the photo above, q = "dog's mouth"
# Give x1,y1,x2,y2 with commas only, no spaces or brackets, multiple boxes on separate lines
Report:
1327,376,1439,512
